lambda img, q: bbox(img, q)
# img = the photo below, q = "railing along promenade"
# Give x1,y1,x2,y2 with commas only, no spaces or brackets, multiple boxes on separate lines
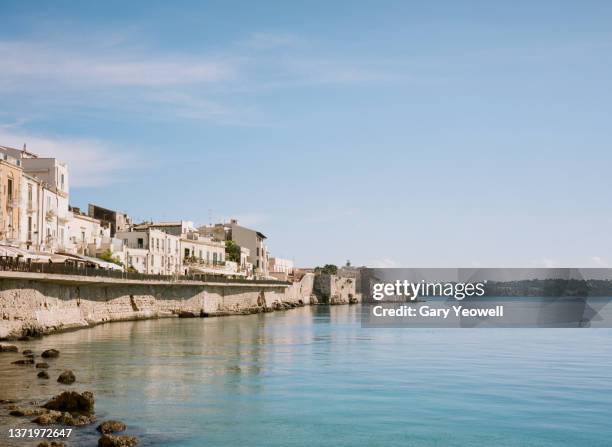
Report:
0,257,290,285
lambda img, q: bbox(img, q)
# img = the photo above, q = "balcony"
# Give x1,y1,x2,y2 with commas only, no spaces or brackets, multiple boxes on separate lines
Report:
45,209,56,221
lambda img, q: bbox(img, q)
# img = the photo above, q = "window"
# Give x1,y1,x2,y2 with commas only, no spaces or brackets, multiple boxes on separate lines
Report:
137,238,144,249
61,174,65,191
213,252,218,264
81,231,85,242
7,178,13,201
27,184,33,208
184,248,190,258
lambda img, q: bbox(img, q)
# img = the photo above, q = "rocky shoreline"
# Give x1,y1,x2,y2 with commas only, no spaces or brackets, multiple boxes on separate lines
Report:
1,345,139,446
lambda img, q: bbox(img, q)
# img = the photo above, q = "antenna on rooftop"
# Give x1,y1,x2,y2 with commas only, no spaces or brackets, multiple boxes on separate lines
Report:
208,209,212,225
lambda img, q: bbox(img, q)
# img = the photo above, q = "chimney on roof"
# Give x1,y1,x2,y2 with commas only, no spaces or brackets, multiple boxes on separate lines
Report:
22,143,26,152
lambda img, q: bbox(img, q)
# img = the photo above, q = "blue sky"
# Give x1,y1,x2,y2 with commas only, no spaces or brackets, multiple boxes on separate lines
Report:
1,1,612,267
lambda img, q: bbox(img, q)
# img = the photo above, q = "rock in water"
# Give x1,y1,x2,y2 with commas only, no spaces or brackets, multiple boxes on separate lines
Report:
23,349,34,355
97,420,127,434
0,344,18,352
57,370,76,384
41,349,60,358
38,371,50,379
32,410,63,425
98,434,139,447
37,441,66,447
12,358,34,365
36,362,50,369
43,391,95,414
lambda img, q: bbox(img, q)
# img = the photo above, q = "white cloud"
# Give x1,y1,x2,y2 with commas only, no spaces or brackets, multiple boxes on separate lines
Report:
0,130,131,187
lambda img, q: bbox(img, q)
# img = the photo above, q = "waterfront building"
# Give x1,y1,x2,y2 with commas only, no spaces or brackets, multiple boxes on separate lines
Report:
117,228,181,275
269,257,294,281
66,206,109,256
0,145,70,253
19,173,42,251
133,220,195,237
199,219,269,277
0,152,22,245
88,203,132,237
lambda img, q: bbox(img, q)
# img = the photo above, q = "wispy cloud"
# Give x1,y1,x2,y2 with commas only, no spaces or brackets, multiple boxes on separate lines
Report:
0,31,405,129
0,129,132,187
243,32,304,50
0,41,236,88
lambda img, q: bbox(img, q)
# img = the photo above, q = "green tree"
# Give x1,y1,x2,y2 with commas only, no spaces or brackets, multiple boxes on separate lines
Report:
314,264,338,275
225,240,241,263
98,249,123,267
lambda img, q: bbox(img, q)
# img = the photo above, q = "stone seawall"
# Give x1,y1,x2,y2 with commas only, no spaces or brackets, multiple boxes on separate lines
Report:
312,274,359,304
0,272,315,340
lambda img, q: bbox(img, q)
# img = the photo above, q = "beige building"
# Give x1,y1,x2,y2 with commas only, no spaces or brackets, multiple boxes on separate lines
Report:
0,153,22,245
0,145,70,253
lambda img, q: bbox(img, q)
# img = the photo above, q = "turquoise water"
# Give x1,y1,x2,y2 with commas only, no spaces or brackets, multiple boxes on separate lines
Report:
1,305,612,446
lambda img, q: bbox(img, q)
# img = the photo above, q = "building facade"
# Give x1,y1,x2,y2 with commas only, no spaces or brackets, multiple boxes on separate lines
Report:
117,228,181,275
0,155,22,245
199,219,269,277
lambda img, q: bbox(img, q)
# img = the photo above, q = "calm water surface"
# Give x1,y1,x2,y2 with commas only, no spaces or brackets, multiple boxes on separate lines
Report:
1,305,611,446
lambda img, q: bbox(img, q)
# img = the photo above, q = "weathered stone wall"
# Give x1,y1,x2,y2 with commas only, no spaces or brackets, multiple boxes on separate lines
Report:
313,274,358,304
0,273,315,340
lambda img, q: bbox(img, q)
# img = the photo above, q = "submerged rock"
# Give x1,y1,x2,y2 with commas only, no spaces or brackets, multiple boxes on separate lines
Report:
33,409,95,426
38,371,50,379
37,441,66,447
0,344,18,352
36,362,50,369
43,391,95,414
97,420,127,434
9,407,47,417
41,349,60,358
178,310,197,318
23,349,34,356
32,410,63,425
57,370,76,385
98,434,139,447
12,358,34,365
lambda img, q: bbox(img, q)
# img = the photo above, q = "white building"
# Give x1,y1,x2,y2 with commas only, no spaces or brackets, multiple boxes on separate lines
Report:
19,173,40,250
180,232,227,275
66,206,110,256
117,228,181,275
270,257,294,274
40,185,69,253
199,219,269,277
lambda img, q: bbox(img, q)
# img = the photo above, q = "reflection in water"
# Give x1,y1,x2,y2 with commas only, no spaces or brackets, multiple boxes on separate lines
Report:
1,306,612,446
